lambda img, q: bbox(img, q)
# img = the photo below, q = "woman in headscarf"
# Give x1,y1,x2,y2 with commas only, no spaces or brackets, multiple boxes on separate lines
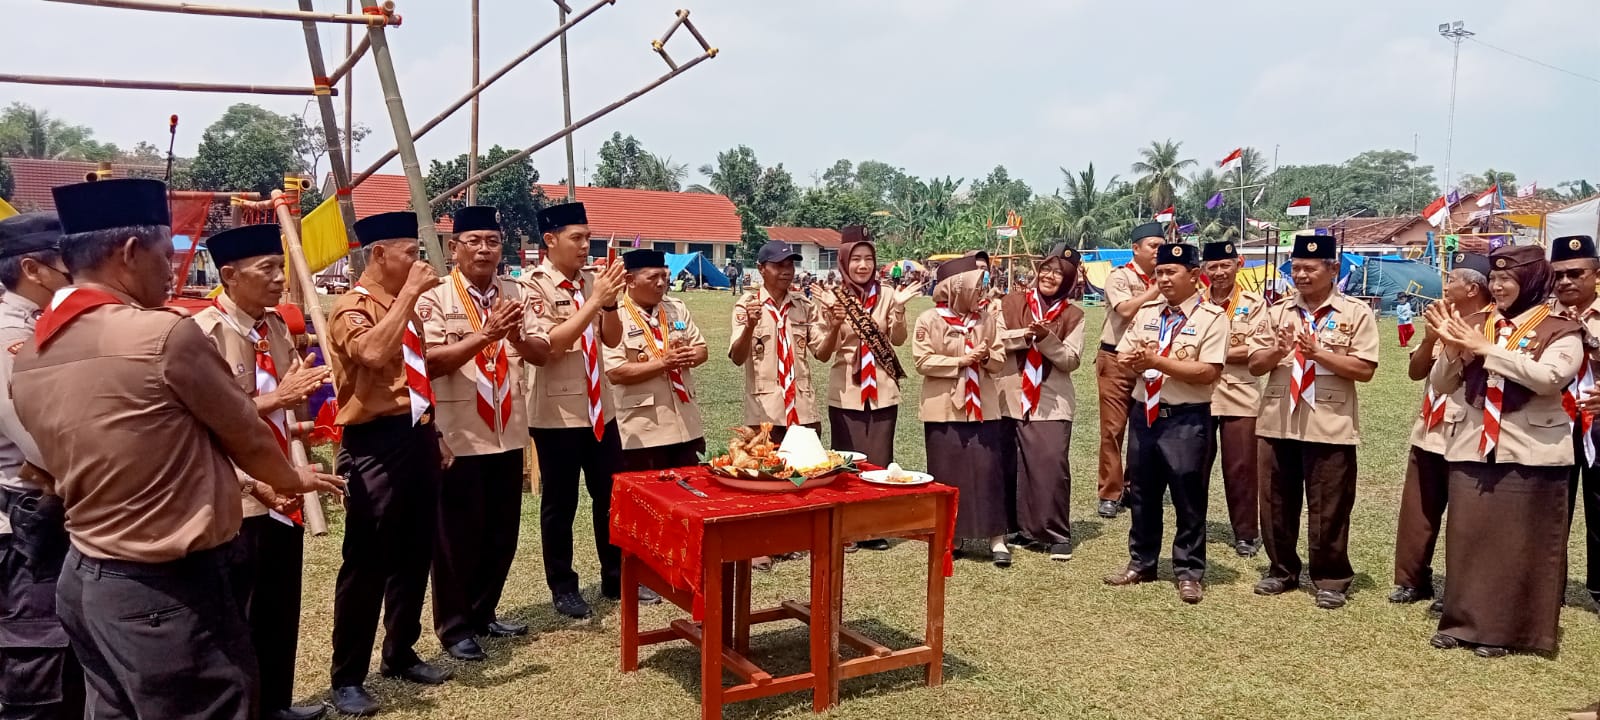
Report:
996,243,1086,562
1426,244,1583,657
914,253,1011,566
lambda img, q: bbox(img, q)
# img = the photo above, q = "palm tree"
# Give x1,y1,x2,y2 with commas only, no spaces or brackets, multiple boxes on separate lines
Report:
1224,147,1268,190
642,153,689,192
1130,139,1197,214
1057,163,1131,248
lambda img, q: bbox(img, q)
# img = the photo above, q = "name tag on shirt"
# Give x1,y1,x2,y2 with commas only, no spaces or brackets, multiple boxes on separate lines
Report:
627,328,645,337
1181,327,1198,335
1142,322,1159,331
555,300,571,307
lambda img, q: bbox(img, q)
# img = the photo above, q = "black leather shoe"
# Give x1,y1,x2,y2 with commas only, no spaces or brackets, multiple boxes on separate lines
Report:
330,685,380,717
1314,589,1348,610
1253,577,1296,596
857,538,891,550
1388,586,1433,604
1430,632,1463,650
481,619,528,638
1233,539,1260,558
266,705,327,720
602,583,662,605
380,660,453,685
1048,542,1073,562
1097,499,1120,518
992,550,1012,568
445,637,487,661
1428,598,1445,615
1473,645,1510,658
553,590,593,619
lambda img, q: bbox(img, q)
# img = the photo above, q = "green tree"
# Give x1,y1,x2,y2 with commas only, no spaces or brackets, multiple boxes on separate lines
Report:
0,103,120,161
185,104,297,195
594,133,681,191
699,146,799,260
968,165,1033,213
1555,179,1598,201
1344,150,1436,214
1131,139,1196,214
290,114,370,187
425,145,547,265
0,157,12,201
1458,168,1517,195
638,153,687,192
1056,163,1135,249
791,185,872,230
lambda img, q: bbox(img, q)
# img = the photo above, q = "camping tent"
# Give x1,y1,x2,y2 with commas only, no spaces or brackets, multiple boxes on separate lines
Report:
665,251,730,288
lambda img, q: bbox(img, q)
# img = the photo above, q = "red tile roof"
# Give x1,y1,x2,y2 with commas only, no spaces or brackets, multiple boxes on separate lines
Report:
764,226,842,248
3,157,165,212
338,172,454,232
1312,216,1424,246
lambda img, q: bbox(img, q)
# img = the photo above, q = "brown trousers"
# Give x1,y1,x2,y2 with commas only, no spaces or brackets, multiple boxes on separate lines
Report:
1095,348,1137,501
1259,438,1357,593
1393,446,1448,590
1206,416,1260,543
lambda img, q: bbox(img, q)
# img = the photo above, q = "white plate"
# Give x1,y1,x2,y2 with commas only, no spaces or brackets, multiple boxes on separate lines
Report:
837,451,868,464
859,469,934,486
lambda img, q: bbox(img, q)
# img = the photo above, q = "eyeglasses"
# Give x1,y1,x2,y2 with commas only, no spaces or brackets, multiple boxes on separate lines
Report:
1555,269,1594,281
1036,266,1065,277
454,237,503,249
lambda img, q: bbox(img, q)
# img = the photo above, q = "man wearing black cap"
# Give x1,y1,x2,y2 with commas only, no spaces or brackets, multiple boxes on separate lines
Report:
1388,251,1491,608
730,240,823,440
521,202,648,621
1094,222,1166,518
605,249,710,471
326,210,452,715
1247,234,1379,610
417,206,539,662
0,212,81,720
1550,234,1600,610
11,178,343,719
1104,244,1226,603
1200,240,1267,558
193,223,331,720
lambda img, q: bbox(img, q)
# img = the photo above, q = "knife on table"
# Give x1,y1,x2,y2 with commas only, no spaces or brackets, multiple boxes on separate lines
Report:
677,479,709,498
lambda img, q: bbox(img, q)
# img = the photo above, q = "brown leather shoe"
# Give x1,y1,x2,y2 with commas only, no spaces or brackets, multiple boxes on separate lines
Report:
1177,580,1203,604
1103,568,1156,586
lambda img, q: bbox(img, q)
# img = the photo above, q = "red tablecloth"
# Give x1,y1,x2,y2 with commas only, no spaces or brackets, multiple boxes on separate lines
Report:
610,465,957,617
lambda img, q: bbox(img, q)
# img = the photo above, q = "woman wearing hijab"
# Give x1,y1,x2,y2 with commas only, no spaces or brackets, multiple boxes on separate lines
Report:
996,243,1086,562
1426,244,1582,657
915,253,1011,566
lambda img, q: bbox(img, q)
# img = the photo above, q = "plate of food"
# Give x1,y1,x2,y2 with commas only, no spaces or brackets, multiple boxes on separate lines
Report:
836,450,868,464
702,425,855,491
860,463,934,486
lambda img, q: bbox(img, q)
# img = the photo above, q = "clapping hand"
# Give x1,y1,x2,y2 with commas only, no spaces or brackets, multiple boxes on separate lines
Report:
1436,305,1491,356
275,354,331,406
481,298,524,341
1026,321,1048,343
1272,323,1298,359
591,261,628,305
1577,388,1600,415
892,282,924,307
663,343,698,370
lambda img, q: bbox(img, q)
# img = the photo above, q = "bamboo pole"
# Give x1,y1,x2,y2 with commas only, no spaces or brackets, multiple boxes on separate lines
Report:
430,50,717,205
0,73,334,96
173,190,262,201
270,187,337,536
342,0,364,278
296,0,363,280
350,0,616,187
558,0,577,201
325,34,371,85
44,0,399,26
467,0,481,206
283,408,328,535
359,0,445,269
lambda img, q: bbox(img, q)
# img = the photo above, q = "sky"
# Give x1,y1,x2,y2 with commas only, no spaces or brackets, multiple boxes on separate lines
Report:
3,0,1597,197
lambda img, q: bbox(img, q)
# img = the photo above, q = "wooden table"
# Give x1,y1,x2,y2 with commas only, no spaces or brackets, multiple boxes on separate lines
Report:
610,467,956,720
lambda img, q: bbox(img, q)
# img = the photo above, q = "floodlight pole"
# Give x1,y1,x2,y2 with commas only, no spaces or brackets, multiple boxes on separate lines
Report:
1439,21,1473,197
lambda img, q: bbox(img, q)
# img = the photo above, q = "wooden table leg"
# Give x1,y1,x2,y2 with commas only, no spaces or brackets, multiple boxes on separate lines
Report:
809,509,842,712
734,560,752,653
702,532,725,720
720,562,736,647
620,553,640,672
924,496,948,687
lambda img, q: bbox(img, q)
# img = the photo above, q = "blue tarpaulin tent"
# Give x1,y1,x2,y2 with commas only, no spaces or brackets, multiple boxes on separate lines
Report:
665,252,730,288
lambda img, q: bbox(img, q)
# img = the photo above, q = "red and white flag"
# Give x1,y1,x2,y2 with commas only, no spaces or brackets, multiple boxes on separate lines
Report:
1218,148,1243,172
1476,185,1499,207
1423,195,1450,227
1285,197,1312,217
1518,181,1538,198
1154,206,1175,223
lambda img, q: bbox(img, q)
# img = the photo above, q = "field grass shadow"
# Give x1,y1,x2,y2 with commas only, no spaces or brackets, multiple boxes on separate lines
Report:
502,582,620,636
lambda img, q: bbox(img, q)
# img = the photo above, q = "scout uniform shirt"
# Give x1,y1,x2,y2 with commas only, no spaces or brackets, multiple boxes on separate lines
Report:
0,293,44,535
1098,262,1153,350
521,260,616,429
730,287,823,427
825,289,907,411
912,307,1006,422
1209,287,1266,418
1248,292,1380,445
1117,295,1227,407
328,277,421,426
192,292,297,519
604,294,707,450
1553,296,1600,463
417,274,528,456
1408,342,1465,455
995,298,1087,421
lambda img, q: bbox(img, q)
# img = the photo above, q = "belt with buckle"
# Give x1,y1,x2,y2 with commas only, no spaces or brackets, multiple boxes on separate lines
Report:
1100,342,1118,354
1156,402,1210,418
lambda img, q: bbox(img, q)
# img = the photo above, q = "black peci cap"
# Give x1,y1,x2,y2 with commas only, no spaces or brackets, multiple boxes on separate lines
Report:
1156,243,1199,268
1131,222,1165,242
1550,235,1597,263
622,249,667,271
0,212,63,259
353,211,419,247
451,205,501,234
206,223,283,267
1291,234,1336,260
51,178,170,234
1452,252,1492,276
1201,240,1238,262
536,202,588,235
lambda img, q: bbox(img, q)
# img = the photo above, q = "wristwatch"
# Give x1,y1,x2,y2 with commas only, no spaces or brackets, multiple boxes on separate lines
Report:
601,304,619,312
241,479,257,497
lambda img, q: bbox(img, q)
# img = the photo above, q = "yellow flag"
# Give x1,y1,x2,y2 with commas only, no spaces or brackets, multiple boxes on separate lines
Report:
298,196,350,273
0,197,17,220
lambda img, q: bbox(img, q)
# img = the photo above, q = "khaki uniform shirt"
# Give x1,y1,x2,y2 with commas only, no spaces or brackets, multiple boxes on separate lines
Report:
1209,288,1267,418
1407,343,1465,455
1249,292,1380,445
0,293,43,535
995,302,1086,421
417,276,529,456
1117,295,1228,406
604,295,707,449
13,290,277,562
328,275,413,426
522,261,616,429
912,307,1006,422
730,288,823,427
1098,264,1153,348
825,289,908,411
193,293,297,518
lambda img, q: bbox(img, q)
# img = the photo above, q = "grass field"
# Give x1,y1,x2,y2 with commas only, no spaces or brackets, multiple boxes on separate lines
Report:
295,290,1600,719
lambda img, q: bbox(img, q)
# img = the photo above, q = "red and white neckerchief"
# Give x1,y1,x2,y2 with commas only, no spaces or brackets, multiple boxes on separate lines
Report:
1212,283,1242,315
623,297,690,403
1020,290,1066,419
858,284,880,409
1419,385,1448,431
1142,299,1195,425
557,277,605,440
1482,306,1549,457
1559,304,1598,466
1288,304,1337,413
764,294,801,426
35,287,124,349
353,285,434,426
211,301,300,527
936,302,984,420
1125,262,1152,290
450,272,512,434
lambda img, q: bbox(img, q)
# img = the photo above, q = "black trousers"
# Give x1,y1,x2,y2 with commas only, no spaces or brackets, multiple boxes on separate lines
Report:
1125,404,1213,581
228,515,304,714
1569,427,1600,601
530,422,623,595
0,520,82,720
1259,438,1358,593
57,544,255,720
331,415,442,687
619,439,707,474
432,449,524,646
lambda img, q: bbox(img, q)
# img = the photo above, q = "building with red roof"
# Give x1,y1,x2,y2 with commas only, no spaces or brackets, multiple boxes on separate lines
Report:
3,157,165,212
763,226,841,274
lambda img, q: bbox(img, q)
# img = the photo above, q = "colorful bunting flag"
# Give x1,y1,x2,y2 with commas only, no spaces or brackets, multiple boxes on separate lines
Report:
1205,192,1224,210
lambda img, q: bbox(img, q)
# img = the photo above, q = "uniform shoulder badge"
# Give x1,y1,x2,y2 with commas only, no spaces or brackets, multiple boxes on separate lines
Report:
338,310,372,328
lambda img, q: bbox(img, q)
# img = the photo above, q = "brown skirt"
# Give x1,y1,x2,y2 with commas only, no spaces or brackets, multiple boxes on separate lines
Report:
1437,462,1569,652
926,421,1011,540
828,405,898,467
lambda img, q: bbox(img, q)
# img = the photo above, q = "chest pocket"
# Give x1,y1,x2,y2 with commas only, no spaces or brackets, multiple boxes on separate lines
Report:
1527,411,1569,429
1321,330,1353,353
231,367,255,395
1315,388,1347,405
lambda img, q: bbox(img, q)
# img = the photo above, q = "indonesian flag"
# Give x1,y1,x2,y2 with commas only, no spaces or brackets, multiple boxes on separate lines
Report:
1155,206,1175,223
1286,197,1312,217
1247,217,1276,230
1219,148,1243,171
1424,195,1450,227
1476,185,1499,207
